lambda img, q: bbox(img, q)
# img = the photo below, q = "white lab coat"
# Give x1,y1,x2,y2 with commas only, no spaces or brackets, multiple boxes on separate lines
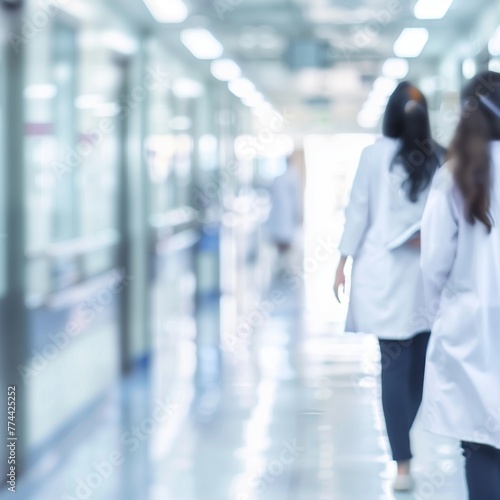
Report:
420,142,500,449
266,168,302,244
339,137,438,340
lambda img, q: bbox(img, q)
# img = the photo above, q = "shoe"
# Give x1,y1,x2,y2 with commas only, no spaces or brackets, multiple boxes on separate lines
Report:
393,474,414,491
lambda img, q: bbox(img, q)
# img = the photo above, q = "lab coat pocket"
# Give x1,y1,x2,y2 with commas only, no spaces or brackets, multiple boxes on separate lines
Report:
435,292,480,348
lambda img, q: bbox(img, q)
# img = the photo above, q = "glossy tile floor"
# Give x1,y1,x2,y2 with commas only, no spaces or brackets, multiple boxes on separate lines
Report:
2,271,468,500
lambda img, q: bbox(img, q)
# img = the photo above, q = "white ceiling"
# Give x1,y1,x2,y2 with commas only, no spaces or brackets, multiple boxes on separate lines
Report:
110,0,496,133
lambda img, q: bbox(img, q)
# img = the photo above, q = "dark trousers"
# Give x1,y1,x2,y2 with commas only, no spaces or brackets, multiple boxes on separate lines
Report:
378,331,430,462
462,442,500,500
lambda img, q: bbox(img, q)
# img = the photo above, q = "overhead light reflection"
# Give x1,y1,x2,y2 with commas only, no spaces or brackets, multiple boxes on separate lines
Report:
382,58,409,79
358,110,382,129
489,59,500,72
366,92,389,108
488,27,500,57
210,59,241,81
357,77,397,129
228,78,255,98
462,58,477,80
393,28,429,58
373,77,398,96
143,0,188,23
241,91,264,107
414,0,454,19
251,102,272,115
181,29,224,60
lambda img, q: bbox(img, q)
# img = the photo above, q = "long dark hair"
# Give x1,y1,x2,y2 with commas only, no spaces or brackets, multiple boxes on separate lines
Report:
383,82,441,202
449,71,500,233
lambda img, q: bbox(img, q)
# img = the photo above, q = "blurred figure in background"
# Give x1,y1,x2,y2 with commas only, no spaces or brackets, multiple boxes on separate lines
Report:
421,71,500,500
334,82,445,491
266,152,303,276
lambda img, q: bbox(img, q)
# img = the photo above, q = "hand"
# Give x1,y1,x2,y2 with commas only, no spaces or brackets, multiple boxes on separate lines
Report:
334,258,347,303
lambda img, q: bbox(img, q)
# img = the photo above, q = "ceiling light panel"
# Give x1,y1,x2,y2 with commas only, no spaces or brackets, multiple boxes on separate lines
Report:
181,29,224,60
228,78,255,98
393,28,429,58
210,59,241,81
414,0,454,20
144,0,188,23
382,58,409,79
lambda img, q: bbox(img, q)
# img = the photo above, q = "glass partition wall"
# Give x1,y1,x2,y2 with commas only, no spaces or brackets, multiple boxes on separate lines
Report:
22,0,133,459
146,37,204,412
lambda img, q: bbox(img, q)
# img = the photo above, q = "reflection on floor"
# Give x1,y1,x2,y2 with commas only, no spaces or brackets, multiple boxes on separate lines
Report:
1,279,467,500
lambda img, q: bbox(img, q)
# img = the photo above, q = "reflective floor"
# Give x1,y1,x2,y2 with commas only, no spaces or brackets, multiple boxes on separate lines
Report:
3,273,468,500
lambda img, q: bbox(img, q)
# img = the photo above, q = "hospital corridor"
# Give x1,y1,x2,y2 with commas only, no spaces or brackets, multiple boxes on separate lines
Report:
0,0,500,499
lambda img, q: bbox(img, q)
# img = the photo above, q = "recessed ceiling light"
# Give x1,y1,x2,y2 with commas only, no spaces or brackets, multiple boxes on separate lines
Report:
181,29,224,60
393,28,429,58
489,59,500,72
358,108,382,129
373,77,398,96
228,78,255,98
382,58,409,79
241,91,264,108
251,102,272,115
488,27,500,57
143,0,188,23
414,0,453,20
366,91,389,109
210,59,241,81
462,58,477,80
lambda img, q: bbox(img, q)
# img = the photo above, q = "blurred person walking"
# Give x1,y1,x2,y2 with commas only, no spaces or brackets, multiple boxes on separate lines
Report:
420,71,500,500
334,82,445,491
266,153,302,275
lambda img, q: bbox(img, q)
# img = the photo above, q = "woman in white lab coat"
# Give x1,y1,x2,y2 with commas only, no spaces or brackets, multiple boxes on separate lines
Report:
334,82,445,491
420,71,500,500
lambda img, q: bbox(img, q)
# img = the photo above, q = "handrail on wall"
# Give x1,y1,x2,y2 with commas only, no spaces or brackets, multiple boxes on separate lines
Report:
25,229,120,260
